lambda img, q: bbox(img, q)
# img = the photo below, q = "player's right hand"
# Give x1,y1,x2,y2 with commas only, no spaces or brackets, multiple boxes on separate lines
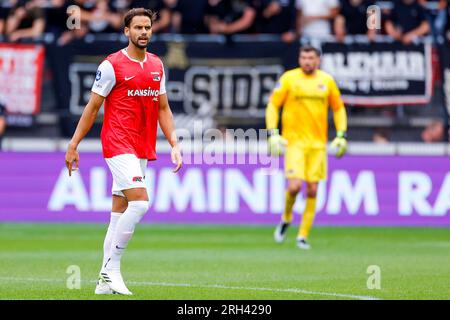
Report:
267,129,287,156
65,145,79,176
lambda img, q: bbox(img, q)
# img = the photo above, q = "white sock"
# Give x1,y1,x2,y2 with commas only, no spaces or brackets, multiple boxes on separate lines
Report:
105,201,149,270
101,212,121,269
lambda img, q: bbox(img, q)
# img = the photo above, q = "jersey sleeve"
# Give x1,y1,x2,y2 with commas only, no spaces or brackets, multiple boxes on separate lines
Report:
91,60,116,97
269,72,290,108
328,76,347,132
159,65,166,95
328,76,344,111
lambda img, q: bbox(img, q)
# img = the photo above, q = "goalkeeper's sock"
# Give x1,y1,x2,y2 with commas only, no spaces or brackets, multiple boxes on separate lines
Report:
105,201,149,270
101,212,121,269
282,191,297,223
298,197,317,239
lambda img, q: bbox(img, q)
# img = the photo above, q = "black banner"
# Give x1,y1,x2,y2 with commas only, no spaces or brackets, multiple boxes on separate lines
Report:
47,39,435,135
320,42,433,106
47,39,298,133
440,44,450,141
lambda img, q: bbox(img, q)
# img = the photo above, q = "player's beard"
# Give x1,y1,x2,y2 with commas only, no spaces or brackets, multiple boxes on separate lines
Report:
302,66,316,75
131,36,149,49
301,61,319,74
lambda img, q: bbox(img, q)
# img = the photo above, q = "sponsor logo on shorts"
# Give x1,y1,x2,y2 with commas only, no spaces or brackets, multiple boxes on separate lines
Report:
132,176,143,182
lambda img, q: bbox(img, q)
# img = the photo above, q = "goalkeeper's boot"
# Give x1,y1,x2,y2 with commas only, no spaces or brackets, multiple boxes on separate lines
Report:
100,266,133,295
274,221,290,243
296,237,311,250
94,277,113,295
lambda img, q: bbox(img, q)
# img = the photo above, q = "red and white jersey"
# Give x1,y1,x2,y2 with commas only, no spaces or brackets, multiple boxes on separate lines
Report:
91,48,166,160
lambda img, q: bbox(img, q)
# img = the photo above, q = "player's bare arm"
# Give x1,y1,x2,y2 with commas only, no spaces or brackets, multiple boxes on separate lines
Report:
65,92,105,176
158,93,182,173
0,115,5,136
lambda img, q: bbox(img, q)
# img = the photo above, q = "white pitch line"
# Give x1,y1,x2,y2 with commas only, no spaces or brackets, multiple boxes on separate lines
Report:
0,276,381,300
127,281,381,300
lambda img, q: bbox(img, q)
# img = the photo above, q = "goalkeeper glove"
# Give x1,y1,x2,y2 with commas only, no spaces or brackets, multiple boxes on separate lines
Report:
267,129,287,156
331,131,347,158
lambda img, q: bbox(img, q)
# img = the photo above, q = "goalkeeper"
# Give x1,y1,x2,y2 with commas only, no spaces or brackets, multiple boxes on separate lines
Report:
266,45,348,250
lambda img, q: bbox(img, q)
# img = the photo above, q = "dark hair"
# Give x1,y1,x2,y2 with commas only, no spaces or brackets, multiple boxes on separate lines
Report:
124,8,157,28
299,45,321,57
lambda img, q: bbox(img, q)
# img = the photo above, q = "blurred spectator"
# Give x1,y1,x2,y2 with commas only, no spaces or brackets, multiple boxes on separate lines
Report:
254,0,297,42
419,0,447,41
58,0,178,44
131,0,173,33
421,119,444,142
5,0,46,42
86,0,124,34
57,0,125,45
372,129,390,144
384,0,430,45
57,0,90,46
205,0,257,35
41,0,69,37
172,0,209,34
0,100,6,151
0,3,10,36
334,0,377,42
444,0,450,41
295,0,339,38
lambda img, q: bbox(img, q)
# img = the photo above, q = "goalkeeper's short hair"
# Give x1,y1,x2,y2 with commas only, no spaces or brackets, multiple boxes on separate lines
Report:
299,45,321,57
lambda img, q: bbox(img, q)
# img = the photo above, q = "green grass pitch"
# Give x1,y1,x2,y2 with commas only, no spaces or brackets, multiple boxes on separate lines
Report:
0,223,449,300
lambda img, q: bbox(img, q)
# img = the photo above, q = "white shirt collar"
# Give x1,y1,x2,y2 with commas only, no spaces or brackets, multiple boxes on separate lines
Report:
121,48,147,66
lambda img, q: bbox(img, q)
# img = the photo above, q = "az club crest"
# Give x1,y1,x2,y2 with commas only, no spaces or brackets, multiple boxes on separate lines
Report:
151,72,161,81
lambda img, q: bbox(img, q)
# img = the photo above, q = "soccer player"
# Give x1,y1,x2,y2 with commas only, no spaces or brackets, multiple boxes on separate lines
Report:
266,45,347,250
64,8,182,295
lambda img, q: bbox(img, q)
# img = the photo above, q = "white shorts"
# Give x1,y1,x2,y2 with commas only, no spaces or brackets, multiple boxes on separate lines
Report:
105,154,148,197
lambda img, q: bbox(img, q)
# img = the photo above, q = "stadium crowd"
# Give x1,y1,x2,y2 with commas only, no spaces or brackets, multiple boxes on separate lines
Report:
0,0,449,44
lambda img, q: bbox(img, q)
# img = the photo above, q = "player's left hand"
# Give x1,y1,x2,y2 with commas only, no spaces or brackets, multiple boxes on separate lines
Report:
171,144,183,173
331,131,347,158
267,129,287,156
